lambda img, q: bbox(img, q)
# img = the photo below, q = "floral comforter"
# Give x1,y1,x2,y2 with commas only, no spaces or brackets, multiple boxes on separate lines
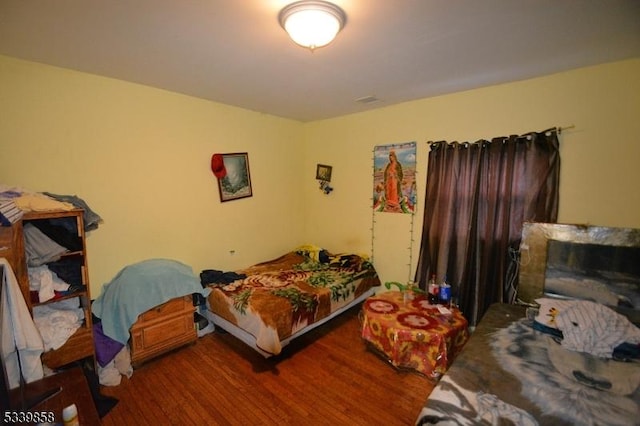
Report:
205,247,381,355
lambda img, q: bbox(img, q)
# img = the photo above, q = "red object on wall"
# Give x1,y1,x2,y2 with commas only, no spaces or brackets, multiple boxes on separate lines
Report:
211,154,227,179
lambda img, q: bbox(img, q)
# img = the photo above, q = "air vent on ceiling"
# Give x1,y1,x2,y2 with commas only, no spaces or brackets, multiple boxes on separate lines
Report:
355,95,380,104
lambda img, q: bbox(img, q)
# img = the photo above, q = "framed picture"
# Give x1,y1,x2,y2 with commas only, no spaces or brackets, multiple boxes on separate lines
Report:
217,152,253,202
316,164,332,182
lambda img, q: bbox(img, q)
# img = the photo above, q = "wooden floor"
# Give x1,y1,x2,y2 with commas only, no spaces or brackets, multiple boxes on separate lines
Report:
100,304,434,425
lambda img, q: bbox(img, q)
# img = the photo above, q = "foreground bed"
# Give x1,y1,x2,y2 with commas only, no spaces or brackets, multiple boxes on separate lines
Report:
202,246,381,357
415,302,640,425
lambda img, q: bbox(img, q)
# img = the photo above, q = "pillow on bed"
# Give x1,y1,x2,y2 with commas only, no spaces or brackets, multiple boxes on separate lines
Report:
295,245,329,263
534,297,575,329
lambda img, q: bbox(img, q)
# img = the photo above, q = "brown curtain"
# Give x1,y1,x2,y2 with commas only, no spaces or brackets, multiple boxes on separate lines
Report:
414,129,560,325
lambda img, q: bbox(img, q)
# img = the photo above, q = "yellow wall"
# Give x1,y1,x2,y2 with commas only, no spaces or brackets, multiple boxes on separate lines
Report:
0,55,306,295
303,59,640,285
1,55,639,294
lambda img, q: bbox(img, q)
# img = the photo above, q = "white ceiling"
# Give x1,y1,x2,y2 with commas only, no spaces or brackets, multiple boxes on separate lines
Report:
1,0,639,122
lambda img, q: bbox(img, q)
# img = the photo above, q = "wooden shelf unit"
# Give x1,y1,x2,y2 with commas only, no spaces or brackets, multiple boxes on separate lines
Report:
0,209,95,369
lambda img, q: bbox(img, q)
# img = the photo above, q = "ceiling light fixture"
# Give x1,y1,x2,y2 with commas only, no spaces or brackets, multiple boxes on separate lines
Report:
279,1,346,51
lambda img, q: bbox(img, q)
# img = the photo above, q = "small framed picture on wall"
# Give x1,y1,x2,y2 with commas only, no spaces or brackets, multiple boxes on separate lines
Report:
217,152,253,202
316,164,332,182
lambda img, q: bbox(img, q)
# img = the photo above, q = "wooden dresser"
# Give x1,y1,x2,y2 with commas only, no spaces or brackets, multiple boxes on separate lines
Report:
130,295,197,366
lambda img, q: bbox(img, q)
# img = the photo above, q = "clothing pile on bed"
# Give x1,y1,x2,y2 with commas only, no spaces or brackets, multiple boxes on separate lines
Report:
200,269,246,286
533,297,640,359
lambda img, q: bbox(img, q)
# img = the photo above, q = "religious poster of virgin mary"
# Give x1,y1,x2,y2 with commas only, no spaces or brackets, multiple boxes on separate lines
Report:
373,141,417,214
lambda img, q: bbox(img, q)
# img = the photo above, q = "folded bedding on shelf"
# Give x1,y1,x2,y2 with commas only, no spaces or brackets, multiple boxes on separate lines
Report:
33,298,84,351
23,223,69,267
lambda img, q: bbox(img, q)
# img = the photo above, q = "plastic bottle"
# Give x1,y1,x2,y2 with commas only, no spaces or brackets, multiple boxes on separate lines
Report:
428,275,439,304
403,280,415,305
439,275,451,305
62,404,79,426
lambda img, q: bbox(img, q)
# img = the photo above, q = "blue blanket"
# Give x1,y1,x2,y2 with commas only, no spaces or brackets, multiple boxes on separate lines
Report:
92,259,207,344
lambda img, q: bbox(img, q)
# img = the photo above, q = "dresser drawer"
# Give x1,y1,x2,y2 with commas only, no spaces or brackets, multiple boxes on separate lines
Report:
131,314,193,350
138,295,192,322
130,295,197,365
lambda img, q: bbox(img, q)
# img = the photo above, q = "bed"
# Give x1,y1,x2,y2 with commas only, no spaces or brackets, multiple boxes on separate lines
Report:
201,246,381,357
416,301,640,425
415,222,640,425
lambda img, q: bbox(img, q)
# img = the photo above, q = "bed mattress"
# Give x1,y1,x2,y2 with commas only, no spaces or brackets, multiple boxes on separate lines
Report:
205,248,381,356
